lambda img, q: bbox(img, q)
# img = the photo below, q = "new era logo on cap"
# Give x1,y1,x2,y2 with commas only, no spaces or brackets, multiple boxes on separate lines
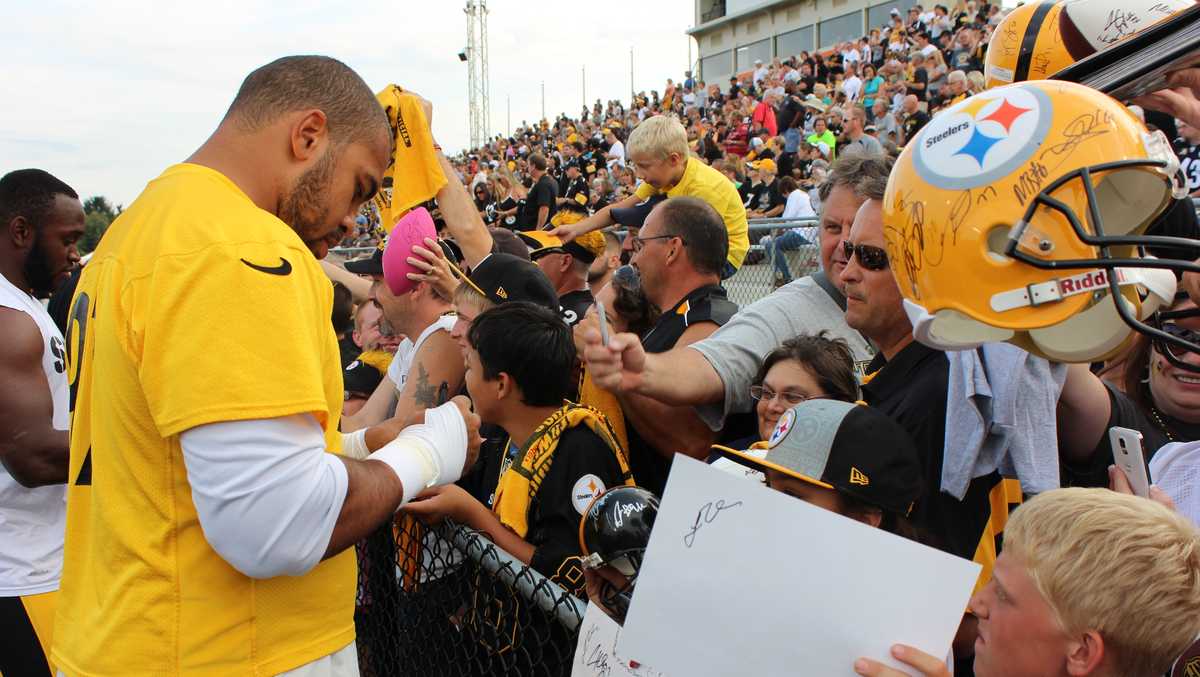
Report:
496,286,508,299
850,467,870,486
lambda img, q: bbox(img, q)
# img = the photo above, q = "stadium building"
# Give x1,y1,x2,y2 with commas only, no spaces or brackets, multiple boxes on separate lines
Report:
690,0,920,84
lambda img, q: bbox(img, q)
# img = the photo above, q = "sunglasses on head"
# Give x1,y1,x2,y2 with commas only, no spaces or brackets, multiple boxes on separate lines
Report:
842,240,890,271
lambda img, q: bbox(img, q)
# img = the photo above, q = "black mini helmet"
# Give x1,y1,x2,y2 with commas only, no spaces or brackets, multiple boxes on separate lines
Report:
578,486,660,624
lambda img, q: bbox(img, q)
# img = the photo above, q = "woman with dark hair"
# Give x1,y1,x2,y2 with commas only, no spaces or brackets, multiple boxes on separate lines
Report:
709,332,859,480
473,182,498,224
1059,293,1200,486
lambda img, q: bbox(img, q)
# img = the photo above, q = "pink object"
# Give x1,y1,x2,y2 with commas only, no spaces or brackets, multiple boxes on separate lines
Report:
383,207,438,295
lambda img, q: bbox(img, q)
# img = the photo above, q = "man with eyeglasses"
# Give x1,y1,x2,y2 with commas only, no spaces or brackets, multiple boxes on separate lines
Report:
609,196,739,495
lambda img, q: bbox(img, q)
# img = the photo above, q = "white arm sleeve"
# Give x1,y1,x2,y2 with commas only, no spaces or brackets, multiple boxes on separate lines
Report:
180,414,349,579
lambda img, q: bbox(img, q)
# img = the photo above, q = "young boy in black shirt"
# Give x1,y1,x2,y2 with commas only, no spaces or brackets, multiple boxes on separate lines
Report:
403,302,633,596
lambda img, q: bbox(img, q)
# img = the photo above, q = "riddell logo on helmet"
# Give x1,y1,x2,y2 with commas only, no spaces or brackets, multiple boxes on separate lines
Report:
1058,269,1111,294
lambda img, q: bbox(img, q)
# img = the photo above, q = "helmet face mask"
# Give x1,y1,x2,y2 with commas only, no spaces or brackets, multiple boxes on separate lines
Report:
884,80,1198,364
579,487,659,626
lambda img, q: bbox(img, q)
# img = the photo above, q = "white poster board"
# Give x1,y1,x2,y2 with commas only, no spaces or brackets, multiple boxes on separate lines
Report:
572,602,667,677
618,456,980,677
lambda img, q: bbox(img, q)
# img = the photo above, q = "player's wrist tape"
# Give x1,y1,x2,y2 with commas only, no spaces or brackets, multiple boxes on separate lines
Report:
340,428,370,460
367,401,469,505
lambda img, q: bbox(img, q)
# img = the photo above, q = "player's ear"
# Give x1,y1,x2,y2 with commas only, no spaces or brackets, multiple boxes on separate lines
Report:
289,109,329,163
7,215,34,249
495,372,517,401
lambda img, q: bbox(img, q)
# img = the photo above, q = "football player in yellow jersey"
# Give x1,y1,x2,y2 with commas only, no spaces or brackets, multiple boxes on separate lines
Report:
55,56,479,677
0,169,84,677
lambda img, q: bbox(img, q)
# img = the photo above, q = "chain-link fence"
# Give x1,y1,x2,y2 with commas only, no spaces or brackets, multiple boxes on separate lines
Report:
354,513,586,677
724,219,821,307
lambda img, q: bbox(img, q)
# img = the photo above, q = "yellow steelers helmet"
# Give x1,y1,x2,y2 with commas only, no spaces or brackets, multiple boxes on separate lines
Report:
882,80,1187,363
983,1,1073,89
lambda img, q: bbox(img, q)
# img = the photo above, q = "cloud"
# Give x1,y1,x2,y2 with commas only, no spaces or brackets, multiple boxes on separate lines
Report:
2,0,694,205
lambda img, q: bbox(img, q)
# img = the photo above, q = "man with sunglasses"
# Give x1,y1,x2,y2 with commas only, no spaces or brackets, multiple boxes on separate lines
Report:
613,196,739,495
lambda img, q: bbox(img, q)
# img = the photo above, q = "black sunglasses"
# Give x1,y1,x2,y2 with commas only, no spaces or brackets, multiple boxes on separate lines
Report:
842,240,889,271
1153,322,1200,363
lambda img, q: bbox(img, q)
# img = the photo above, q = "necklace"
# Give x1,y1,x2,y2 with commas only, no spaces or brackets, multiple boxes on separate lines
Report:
1149,406,1178,443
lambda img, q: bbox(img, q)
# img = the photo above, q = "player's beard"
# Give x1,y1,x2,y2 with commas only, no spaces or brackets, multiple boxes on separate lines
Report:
22,228,57,297
279,149,337,247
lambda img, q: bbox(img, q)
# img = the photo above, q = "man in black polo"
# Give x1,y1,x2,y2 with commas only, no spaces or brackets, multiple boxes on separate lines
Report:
617,196,738,494
839,195,1019,669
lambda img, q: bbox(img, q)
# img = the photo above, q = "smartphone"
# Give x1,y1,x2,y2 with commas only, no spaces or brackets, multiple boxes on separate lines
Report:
1108,426,1151,498
595,299,611,347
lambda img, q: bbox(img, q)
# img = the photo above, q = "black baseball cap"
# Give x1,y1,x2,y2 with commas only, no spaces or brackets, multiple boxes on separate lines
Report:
723,400,922,516
463,253,559,311
343,358,383,398
344,246,384,275
609,193,667,229
517,230,604,265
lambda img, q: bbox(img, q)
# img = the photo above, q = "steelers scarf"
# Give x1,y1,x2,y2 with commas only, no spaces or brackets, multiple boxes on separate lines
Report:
493,403,634,538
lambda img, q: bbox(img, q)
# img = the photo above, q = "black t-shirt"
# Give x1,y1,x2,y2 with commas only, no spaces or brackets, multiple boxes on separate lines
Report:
1146,197,1200,261
1175,136,1200,194
629,284,738,494
1062,382,1200,488
526,426,627,593
903,110,931,144
461,422,625,595
559,289,594,327
498,195,523,230
778,95,805,132
751,179,785,214
517,175,559,228
910,67,929,101
861,341,1007,561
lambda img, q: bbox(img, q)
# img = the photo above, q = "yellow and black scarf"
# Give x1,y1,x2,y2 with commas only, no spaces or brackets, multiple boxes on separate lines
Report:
493,403,634,538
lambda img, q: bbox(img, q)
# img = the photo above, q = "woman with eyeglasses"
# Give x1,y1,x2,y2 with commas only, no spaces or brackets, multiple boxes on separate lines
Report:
709,332,860,483
1058,293,1200,487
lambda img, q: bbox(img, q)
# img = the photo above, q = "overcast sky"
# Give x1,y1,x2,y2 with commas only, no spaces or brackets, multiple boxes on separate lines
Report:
2,0,695,206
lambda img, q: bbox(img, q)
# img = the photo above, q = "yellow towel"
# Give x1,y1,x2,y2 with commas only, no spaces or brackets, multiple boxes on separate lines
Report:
373,84,447,234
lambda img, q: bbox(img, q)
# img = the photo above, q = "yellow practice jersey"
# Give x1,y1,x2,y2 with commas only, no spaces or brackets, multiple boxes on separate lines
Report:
55,163,355,676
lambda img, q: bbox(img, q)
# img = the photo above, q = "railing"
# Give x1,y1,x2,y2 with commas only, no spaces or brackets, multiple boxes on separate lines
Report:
354,515,587,677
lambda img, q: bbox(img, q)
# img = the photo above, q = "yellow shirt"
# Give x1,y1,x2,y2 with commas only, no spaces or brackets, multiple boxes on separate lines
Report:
55,163,355,676
635,157,750,270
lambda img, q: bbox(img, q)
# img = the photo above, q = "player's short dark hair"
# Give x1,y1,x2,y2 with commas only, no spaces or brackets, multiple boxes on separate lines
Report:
654,196,728,277
224,55,388,147
0,169,79,229
528,153,548,171
468,302,573,407
331,282,354,335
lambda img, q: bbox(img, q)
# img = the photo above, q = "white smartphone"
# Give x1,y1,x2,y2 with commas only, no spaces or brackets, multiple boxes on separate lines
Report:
595,299,611,347
1108,426,1151,498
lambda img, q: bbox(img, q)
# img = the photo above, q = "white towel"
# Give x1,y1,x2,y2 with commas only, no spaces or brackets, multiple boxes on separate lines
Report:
941,343,1066,499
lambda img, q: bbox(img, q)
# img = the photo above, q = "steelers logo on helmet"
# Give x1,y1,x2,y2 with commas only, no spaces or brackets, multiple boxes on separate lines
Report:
884,79,1183,365
767,408,796,449
913,83,1053,191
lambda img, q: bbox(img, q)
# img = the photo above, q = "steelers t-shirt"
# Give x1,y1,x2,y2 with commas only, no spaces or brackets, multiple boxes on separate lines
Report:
1174,136,1200,194
55,163,355,676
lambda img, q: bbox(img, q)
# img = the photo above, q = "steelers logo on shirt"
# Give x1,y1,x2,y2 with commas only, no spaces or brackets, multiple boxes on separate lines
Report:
572,474,606,515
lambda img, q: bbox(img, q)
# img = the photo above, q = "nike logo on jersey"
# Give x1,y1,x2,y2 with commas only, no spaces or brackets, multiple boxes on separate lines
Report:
240,257,292,276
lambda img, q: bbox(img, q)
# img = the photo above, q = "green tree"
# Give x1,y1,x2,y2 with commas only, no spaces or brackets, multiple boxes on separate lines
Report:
79,196,121,255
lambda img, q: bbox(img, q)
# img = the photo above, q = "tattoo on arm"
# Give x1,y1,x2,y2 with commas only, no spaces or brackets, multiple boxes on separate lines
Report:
412,363,449,409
